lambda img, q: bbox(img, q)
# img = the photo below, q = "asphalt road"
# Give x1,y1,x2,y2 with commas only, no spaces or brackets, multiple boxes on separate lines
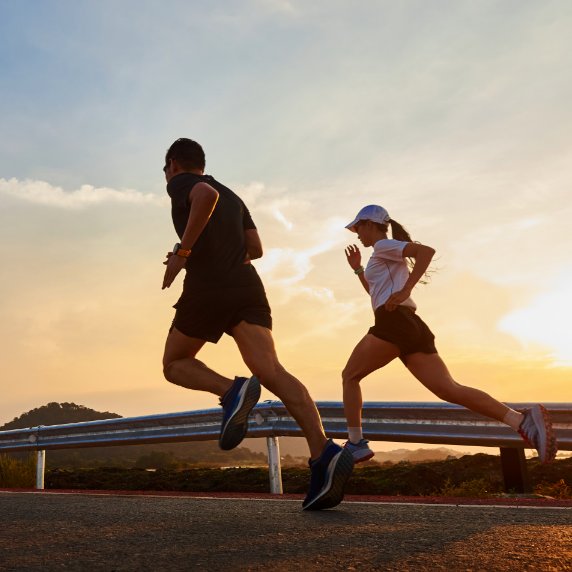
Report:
1,492,571,571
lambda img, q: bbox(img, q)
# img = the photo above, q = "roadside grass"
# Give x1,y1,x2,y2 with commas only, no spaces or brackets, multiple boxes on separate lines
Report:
0,454,35,488
439,477,494,497
534,479,571,499
3,454,570,499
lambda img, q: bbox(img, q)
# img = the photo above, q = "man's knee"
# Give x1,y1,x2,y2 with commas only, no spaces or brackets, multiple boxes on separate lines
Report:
255,360,311,404
254,359,282,384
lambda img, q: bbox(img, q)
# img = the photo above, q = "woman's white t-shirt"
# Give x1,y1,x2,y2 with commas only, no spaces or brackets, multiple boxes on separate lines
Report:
364,239,416,311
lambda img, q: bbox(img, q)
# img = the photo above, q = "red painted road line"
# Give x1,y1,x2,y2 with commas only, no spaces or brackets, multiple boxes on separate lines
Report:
1,488,571,507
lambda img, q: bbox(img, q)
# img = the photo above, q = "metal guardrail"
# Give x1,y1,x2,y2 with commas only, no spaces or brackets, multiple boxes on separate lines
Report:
1,401,570,494
257,401,572,447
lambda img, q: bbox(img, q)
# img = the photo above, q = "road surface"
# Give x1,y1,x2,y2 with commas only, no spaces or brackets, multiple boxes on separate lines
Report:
1,492,570,571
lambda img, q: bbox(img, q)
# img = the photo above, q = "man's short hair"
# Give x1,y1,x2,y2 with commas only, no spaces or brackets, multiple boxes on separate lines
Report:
166,138,206,171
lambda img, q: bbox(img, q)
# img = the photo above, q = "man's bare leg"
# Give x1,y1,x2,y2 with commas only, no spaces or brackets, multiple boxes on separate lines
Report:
231,321,328,460
162,327,233,397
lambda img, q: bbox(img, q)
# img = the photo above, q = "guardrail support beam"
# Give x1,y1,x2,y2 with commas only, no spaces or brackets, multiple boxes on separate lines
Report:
499,447,531,494
36,450,46,490
266,436,283,494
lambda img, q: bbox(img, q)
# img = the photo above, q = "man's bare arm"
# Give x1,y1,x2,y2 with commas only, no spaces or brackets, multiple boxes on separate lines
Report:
179,182,219,250
162,182,219,289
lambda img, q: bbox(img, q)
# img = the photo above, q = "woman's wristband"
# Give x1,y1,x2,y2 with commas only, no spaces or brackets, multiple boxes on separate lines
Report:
354,266,365,275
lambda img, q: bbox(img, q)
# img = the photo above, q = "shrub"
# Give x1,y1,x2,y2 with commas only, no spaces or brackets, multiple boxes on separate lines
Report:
0,454,36,488
534,479,572,499
440,477,494,497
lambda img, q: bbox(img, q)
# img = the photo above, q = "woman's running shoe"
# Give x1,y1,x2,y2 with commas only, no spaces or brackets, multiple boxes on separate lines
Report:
343,439,375,463
518,404,558,464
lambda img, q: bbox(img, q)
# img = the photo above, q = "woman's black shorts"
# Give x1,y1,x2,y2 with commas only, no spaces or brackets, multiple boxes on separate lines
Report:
171,285,272,343
368,305,437,363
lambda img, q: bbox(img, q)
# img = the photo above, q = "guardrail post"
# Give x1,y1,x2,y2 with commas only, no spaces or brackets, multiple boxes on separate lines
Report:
499,447,531,494
36,450,46,490
266,436,283,494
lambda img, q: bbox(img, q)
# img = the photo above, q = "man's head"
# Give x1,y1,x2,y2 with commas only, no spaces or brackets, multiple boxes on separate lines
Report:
164,138,206,181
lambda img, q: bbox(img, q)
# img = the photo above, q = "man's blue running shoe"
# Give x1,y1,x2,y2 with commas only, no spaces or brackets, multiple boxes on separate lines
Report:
343,439,375,463
219,376,261,450
302,439,354,511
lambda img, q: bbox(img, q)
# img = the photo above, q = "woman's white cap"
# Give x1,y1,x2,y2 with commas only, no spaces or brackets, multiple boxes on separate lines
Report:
345,205,390,232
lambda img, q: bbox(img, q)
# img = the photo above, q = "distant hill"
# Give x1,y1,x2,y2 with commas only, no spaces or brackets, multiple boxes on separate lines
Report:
243,437,467,463
0,402,121,431
244,437,464,463
243,436,309,458
1,402,267,469
375,447,465,463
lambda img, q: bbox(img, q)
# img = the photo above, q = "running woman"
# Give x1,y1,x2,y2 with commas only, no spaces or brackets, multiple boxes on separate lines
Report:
341,204,558,464
161,138,353,510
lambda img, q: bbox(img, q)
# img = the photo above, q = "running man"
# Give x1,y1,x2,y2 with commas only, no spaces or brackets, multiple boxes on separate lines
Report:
161,138,353,510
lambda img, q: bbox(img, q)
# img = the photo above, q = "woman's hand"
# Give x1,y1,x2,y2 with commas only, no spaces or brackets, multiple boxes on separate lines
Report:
385,288,412,311
345,244,362,271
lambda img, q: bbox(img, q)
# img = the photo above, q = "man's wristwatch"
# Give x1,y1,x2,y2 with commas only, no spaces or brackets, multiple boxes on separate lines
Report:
173,243,192,258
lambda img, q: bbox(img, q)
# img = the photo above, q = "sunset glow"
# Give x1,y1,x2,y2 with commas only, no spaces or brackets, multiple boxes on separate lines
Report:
1,1,570,426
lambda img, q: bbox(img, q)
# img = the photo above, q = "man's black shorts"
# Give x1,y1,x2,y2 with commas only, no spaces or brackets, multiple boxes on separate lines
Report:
171,285,272,343
368,305,437,363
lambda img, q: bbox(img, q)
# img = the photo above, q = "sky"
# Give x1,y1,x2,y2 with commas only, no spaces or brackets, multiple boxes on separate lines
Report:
1,1,571,446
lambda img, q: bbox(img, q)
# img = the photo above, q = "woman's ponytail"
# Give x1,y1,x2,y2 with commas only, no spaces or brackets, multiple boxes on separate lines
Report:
388,218,433,284
389,219,412,242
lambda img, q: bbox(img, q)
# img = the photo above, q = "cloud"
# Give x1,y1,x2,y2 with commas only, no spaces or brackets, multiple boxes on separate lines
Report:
256,236,342,287
254,0,297,15
233,182,266,205
271,207,294,230
231,182,294,229
0,178,168,209
257,247,318,287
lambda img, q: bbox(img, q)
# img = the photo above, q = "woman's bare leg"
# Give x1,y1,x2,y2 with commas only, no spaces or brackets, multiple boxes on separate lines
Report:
405,352,523,428
341,334,400,429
